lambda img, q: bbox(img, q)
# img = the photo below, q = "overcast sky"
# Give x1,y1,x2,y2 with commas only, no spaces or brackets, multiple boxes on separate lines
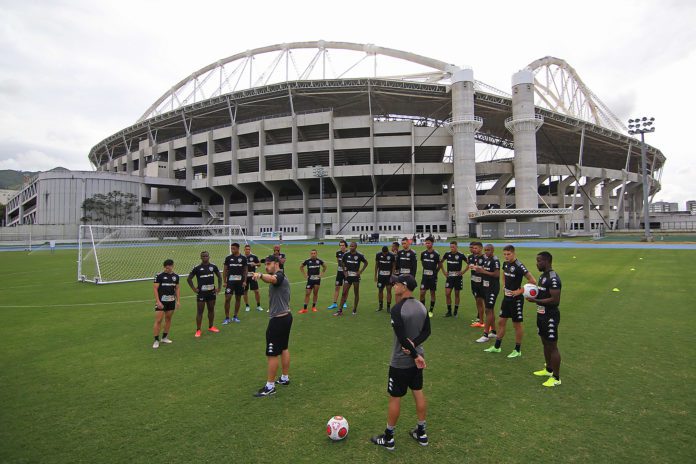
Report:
1,0,695,204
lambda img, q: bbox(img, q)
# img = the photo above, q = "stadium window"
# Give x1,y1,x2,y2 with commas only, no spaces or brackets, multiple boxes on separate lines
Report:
398,225,401,231
425,225,431,233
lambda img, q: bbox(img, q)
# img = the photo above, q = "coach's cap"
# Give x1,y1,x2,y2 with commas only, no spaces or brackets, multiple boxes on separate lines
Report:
263,255,280,263
381,246,389,252
390,274,417,291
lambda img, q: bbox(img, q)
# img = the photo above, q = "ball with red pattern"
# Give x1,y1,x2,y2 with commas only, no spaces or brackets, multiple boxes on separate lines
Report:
326,415,349,441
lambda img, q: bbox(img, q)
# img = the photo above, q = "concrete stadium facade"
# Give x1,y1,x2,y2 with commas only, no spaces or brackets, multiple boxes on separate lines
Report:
6,43,667,237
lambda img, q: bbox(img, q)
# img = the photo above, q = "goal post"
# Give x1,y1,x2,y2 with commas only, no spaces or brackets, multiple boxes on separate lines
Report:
78,225,247,284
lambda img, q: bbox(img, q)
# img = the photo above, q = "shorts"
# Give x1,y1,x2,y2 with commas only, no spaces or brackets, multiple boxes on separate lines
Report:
155,301,176,311
500,297,524,322
377,275,391,289
483,284,499,309
420,277,437,291
537,310,560,341
246,277,258,291
345,275,360,284
225,281,245,296
306,277,321,289
445,276,463,291
265,313,293,356
335,272,345,287
197,291,216,302
471,281,484,299
387,365,424,397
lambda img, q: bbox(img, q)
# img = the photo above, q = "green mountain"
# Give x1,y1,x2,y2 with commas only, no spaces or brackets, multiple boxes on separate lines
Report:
0,170,39,190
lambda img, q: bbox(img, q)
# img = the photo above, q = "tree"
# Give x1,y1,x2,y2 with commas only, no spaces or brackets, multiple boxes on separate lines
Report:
81,191,140,225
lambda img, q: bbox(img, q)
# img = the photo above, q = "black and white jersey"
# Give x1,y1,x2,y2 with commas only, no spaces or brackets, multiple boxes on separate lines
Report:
396,249,418,276
154,272,179,302
375,252,395,278
502,259,529,292
481,255,500,285
342,251,367,276
188,263,219,292
273,252,286,269
302,258,324,280
224,254,248,282
336,250,346,272
245,254,260,273
468,253,485,283
537,270,562,311
441,251,466,276
420,250,440,279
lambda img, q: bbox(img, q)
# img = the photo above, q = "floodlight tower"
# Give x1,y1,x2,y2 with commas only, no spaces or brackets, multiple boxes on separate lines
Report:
627,117,656,242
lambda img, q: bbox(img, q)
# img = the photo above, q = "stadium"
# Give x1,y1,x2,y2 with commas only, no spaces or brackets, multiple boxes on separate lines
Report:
52,40,665,239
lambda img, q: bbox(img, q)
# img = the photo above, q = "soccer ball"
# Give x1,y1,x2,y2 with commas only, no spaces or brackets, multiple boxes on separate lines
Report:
523,283,539,298
326,416,349,441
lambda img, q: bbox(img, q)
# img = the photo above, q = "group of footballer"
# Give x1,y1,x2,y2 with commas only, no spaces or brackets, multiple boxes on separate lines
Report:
152,236,563,388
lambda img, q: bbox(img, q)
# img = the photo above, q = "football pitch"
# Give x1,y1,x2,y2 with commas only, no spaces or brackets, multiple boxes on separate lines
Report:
0,243,694,463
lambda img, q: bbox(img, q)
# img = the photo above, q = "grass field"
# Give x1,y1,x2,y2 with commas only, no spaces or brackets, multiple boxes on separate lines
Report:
1,243,694,463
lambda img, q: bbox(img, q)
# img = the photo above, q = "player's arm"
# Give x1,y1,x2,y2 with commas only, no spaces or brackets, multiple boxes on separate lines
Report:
524,271,537,285
300,262,307,279
411,252,417,275
254,271,282,285
440,256,447,278
321,261,327,276
390,304,419,357
280,254,286,266
359,256,368,275
153,282,163,309
342,255,348,278
533,287,561,305
242,261,248,283
175,283,180,309
187,272,197,293
222,263,229,287
412,312,432,347
215,267,222,293
374,256,378,281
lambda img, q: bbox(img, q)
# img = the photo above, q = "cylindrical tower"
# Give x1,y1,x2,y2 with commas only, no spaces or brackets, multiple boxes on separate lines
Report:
505,70,543,209
449,68,482,236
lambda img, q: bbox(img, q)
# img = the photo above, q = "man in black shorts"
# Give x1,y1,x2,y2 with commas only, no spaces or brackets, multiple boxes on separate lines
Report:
223,243,248,324
467,241,486,327
335,242,368,316
475,244,500,343
374,246,396,312
327,240,348,310
251,255,293,397
440,241,466,317
186,251,222,338
371,274,431,451
152,259,180,349
299,249,327,313
396,237,417,278
527,251,562,387
419,236,441,318
243,244,264,312
485,245,536,358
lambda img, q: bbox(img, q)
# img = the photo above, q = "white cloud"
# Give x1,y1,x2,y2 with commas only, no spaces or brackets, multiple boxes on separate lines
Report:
0,149,90,171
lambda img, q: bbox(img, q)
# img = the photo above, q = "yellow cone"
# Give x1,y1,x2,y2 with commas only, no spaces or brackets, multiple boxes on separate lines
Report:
612,288,620,292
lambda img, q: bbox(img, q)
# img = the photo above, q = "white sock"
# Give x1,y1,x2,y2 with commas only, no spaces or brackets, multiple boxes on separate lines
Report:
265,381,275,390
281,374,289,381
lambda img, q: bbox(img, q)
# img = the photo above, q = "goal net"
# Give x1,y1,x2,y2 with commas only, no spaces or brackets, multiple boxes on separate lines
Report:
78,225,247,284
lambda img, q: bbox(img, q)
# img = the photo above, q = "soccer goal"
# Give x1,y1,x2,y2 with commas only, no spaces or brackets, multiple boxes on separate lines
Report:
78,225,247,284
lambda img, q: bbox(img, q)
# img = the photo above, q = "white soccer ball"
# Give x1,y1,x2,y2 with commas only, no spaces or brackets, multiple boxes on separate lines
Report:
326,415,349,441
523,283,539,299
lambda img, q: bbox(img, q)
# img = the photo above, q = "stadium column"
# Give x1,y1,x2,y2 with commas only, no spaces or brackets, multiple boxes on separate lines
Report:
236,184,255,235
557,176,576,233
126,151,133,175
411,126,416,234
258,119,279,231
449,68,482,237
602,180,620,227
583,178,602,231
291,114,309,236
368,88,378,233
505,70,543,210
167,142,174,179
329,111,342,234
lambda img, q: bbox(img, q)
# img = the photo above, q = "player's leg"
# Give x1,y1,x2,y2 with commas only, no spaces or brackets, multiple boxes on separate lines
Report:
161,309,174,343
411,388,429,446
195,300,205,335
254,288,263,311
428,288,436,316
243,286,250,311
301,286,311,313
223,293,232,323
377,284,384,311
444,287,452,316
453,288,460,316
153,309,165,346
508,321,523,358
335,282,350,315
419,286,427,305
233,292,242,319
485,314,507,353
330,280,341,309
352,282,360,314
206,299,218,332
476,297,485,325
312,285,319,311
386,284,393,312
281,349,291,378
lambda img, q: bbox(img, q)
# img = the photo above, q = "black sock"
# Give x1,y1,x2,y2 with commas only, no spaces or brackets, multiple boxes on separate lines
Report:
492,330,497,334
420,298,425,305
154,335,159,341
385,427,394,438
162,332,168,339
387,300,391,308
303,304,307,309
429,301,435,310
447,304,452,312
515,343,521,352
483,331,488,336
494,339,502,349
454,305,459,313
546,366,553,373
553,374,560,380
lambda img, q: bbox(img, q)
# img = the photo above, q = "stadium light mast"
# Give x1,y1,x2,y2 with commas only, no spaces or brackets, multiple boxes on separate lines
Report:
313,166,328,239
627,117,655,242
